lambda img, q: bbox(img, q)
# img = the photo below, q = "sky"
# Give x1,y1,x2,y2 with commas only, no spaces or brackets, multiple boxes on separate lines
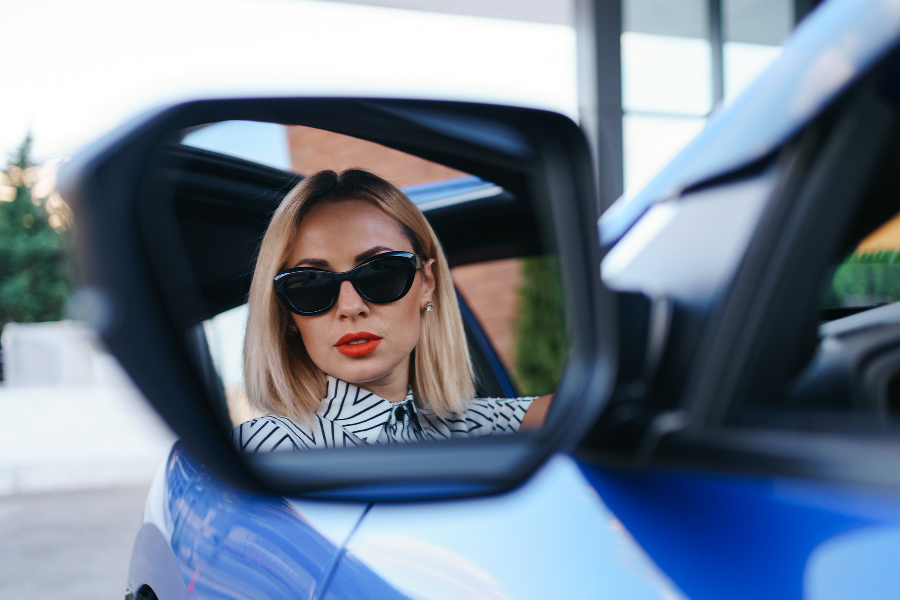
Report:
1,0,782,196
2,0,783,390
1,0,578,162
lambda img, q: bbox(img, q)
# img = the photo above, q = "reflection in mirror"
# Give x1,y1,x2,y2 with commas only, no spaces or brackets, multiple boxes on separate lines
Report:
160,120,566,452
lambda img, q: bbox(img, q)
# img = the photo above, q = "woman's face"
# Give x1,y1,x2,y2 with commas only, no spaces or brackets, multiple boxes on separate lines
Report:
286,200,435,394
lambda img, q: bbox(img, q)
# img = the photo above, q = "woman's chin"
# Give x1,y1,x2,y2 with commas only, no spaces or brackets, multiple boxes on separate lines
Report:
327,361,394,386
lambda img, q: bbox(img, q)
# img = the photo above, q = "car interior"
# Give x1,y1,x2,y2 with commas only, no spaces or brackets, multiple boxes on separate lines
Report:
747,97,900,433
780,219,900,427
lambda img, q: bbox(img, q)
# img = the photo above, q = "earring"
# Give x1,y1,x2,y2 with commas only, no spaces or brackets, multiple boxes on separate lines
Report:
425,302,435,312
288,324,299,334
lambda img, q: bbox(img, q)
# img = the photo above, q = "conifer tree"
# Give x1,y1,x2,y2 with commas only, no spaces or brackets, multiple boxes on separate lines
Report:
0,135,73,326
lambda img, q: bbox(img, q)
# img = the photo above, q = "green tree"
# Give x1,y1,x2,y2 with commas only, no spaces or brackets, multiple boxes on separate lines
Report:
514,255,567,395
0,135,73,325
827,250,900,307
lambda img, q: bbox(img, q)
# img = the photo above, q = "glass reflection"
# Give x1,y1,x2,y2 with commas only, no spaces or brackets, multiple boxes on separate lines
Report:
174,123,562,449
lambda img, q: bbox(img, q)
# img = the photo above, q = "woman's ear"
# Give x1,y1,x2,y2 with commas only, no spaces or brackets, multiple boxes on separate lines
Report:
420,258,437,305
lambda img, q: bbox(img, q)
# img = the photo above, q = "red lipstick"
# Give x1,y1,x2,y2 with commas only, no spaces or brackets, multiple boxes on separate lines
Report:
335,331,382,357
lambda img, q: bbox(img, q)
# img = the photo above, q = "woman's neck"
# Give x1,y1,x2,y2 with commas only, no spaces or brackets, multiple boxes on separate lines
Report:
348,368,410,403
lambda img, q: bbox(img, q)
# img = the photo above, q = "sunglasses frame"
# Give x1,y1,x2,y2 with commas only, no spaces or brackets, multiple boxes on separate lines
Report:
273,251,422,315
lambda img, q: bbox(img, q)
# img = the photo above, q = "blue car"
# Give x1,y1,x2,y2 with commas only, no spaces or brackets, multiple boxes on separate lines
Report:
61,1,900,598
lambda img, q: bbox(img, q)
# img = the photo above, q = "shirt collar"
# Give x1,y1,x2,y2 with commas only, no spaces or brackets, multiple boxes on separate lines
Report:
317,376,416,443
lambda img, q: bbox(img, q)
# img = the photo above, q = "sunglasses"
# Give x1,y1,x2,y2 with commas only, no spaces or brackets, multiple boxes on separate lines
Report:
273,251,422,315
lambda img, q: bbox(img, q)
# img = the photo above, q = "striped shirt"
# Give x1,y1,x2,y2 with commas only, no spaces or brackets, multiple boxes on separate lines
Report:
232,376,536,452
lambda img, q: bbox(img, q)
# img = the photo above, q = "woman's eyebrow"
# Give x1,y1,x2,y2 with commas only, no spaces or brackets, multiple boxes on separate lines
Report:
355,246,394,263
293,246,395,269
293,258,330,268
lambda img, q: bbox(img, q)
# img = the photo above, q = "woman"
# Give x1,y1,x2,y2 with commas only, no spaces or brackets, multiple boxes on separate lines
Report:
232,169,552,452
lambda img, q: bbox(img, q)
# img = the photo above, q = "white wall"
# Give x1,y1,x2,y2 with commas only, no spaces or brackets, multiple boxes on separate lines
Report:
1,321,128,387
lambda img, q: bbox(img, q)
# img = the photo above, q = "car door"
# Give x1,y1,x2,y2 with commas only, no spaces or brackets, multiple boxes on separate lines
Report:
132,443,370,599
572,2,900,599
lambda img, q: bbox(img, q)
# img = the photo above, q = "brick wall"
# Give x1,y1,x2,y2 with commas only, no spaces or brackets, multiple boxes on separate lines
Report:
287,125,466,186
857,212,900,253
451,258,523,373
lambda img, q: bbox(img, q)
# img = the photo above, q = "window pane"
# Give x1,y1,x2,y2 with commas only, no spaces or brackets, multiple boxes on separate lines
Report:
203,304,251,425
622,32,712,115
723,0,793,45
624,0,708,38
623,0,711,115
182,121,472,187
722,0,791,103
182,121,292,171
623,114,706,196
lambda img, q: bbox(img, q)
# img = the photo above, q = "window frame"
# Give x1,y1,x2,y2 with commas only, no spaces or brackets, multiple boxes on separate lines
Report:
650,53,900,487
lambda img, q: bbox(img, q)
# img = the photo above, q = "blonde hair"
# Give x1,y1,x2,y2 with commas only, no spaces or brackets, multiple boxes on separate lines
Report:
243,169,475,422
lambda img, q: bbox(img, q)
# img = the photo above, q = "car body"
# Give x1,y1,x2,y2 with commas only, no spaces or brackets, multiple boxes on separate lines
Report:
120,126,687,596
74,0,900,598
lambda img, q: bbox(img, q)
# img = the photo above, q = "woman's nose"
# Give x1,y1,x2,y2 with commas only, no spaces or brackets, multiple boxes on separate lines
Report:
335,280,369,319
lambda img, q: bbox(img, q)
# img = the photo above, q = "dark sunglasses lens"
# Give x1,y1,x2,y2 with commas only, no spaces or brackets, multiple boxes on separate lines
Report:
284,271,337,313
354,257,413,302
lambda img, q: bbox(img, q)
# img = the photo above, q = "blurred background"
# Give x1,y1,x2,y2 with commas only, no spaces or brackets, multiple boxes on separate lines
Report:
0,0,802,598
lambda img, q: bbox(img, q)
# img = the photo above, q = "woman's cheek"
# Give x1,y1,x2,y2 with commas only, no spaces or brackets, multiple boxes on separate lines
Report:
402,313,423,355
296,319,328,363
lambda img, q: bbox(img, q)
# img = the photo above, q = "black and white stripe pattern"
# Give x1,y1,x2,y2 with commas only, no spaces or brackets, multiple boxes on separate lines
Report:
232,376,535,452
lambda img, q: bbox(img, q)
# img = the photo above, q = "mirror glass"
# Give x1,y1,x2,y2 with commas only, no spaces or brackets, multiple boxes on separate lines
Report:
151,118,567,453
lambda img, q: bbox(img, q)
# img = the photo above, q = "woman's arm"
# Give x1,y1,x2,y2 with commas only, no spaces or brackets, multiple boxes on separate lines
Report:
520,394,553,430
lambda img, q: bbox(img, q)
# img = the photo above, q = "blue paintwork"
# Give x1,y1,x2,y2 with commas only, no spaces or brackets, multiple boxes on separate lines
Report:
138,443,403,599
805,525,900,600
129,523,191,600
165,443,334,598
578,462,900,600
600,0,900,246
138,447,685,599
320,552,411,600
143,444,900,600
336,456,685,600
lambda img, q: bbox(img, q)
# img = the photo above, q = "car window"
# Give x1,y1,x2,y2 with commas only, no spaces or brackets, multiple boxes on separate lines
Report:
182,121,294,171
768,69,900,431
203,304,251,425
177,121,567,435
182,120,470,185
823,210,900,314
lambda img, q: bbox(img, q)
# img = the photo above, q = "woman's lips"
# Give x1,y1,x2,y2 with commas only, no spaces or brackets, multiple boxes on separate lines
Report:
335,331,382,357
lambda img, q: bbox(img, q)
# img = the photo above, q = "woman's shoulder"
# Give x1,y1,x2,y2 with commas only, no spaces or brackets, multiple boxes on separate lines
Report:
471,394,538,403
232,414,307,452
417,394,537,416
465,395,538,412
418,395,537,438
231,413,364,452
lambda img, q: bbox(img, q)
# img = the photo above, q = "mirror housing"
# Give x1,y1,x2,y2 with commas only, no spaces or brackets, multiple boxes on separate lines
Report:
60,97,616,501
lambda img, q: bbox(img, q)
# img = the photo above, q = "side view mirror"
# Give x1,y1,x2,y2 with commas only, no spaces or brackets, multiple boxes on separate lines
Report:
60,97,616,501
